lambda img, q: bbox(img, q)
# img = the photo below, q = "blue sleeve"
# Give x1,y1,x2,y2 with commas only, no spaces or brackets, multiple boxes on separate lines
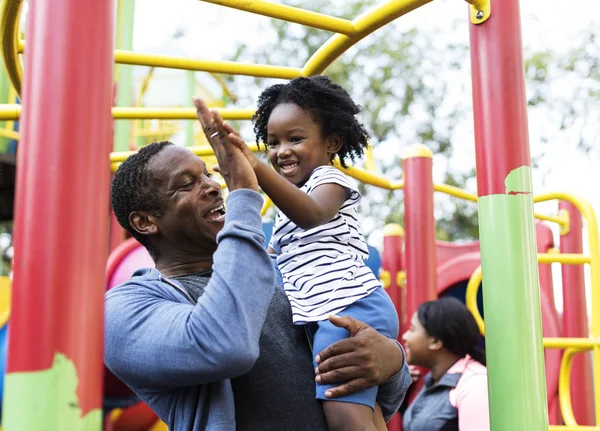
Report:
104,189,275,391
378,342,412,422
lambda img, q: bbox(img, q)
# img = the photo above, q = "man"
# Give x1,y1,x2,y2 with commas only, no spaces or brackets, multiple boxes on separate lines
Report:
104,98,410,430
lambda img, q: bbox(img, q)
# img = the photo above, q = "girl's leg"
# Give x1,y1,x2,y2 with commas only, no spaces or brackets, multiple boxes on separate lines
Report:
322,401,377,431
374,403,387,431
311,319,379,431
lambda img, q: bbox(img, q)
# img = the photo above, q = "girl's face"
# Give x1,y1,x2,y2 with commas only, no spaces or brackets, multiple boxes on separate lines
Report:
266,103,340,187
402,312,436,367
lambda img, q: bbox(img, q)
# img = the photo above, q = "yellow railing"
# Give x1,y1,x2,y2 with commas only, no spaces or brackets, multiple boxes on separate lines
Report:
1,0,433,97
464,191,600,429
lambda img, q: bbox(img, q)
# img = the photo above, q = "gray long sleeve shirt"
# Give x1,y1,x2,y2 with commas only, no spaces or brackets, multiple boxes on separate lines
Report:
104,189,409,430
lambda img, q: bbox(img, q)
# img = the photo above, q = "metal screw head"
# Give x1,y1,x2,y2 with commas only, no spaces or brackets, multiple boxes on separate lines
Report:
476,10,484,19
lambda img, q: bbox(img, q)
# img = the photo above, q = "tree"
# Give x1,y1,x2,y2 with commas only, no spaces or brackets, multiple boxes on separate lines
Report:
524,28,600,157
225,0,599,243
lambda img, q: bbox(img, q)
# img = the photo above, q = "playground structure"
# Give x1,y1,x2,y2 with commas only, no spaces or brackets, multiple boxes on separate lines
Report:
0,0,597,431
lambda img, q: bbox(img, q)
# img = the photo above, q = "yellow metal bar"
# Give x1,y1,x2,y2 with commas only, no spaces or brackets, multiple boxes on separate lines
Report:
538,253,591,265
261,195,273,217
0,104,20,120
543,338,596,350
434,183,478,202
464,0,491,24
136,68,155,107
17,41,302,80
536,212,567,226
433,183,565,226
0,105,250,121
0,0,23,95
465,265,485,334
467,257,592,336
0,129,19,140
200,0,356,35
534,192,600,422
331,159,404,190
112,107,255,120
364,144,376,172
5,84,17,138
559,348,588,427
115,49,301,79
0,310,10,329
302,0,433,76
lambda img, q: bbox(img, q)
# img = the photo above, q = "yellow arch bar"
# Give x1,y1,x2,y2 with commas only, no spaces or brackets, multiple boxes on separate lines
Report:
201,0,356,35
0,0,23,95
303,0,432,76
2,0,434,95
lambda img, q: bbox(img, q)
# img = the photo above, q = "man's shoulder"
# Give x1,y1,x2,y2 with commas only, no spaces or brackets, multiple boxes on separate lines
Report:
105,268,183,303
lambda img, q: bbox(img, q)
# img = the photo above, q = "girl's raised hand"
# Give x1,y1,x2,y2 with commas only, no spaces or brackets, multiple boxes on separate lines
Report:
218,119,260,170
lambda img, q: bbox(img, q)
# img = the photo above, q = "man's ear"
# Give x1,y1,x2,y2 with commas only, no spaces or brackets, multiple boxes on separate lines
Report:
129,211,159,237
326,135,342,155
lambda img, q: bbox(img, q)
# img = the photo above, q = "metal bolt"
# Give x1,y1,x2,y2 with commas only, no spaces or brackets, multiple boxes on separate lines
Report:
476,10,484,19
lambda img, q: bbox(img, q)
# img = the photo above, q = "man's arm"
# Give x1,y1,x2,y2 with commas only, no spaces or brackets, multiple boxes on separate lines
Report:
314,315,411,421
376,342,411,421
105,189,275,391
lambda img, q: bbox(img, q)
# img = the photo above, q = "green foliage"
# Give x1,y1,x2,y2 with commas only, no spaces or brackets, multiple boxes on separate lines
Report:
225,0,599,243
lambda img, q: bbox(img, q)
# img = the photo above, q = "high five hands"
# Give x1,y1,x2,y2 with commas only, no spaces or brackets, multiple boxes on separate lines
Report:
193,97,259,191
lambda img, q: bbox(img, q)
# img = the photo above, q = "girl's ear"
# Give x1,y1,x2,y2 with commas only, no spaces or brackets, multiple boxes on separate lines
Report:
429,337,444,352
326,135,342,155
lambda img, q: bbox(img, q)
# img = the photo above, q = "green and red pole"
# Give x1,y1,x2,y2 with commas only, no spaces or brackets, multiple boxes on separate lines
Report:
469,0,548,429
2,0,115,429
559,201,594,425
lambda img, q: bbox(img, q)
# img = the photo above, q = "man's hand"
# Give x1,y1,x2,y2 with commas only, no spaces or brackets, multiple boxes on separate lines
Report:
193,97,258,192
408,365,421,384
314,314,404,399
220,121,261,171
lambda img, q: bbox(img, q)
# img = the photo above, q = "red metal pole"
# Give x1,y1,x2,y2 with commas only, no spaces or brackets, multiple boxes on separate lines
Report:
559,201,594,425
3,0,115,428
382,224,405,431
402,144,437,402
382,224,406,334
403,144,438,314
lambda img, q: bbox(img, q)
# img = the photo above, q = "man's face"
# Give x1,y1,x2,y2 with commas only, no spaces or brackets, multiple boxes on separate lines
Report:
147,146,226,253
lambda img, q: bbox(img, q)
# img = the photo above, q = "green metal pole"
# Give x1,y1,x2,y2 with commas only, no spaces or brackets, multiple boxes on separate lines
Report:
0,55,12,152
185,70,195,147
468,1,549,430
113,0,135,152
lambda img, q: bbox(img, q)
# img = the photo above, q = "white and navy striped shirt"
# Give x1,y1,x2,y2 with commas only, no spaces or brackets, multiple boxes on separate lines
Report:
269,166,381,324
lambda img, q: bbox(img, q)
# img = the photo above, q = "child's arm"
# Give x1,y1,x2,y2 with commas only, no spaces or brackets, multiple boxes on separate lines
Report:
267,246,276,254
254,161,347,230
214,118,348,230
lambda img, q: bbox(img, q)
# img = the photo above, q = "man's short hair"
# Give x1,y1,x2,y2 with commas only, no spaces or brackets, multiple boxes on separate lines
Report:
111,141,173,259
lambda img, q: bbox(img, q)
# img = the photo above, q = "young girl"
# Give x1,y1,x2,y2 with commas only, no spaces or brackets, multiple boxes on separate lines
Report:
222,76,400,430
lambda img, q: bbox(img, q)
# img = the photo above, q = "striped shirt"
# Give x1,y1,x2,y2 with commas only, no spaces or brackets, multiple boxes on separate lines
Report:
269,166,381,324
